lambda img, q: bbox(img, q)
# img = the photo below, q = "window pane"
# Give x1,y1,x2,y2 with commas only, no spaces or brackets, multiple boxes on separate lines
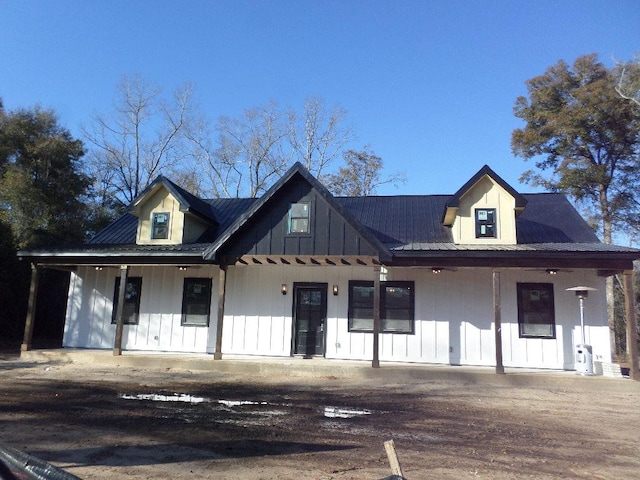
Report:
112,277,142,325
384,286,411,308
182,278,212,326
290,203,309,217
352,285,374,307
517,283,555,338
348,281,414,334
288,202,310,234
382,317,412,333
350,309,373,331
476,208,496,238
152,212,170,239
290,218,309,233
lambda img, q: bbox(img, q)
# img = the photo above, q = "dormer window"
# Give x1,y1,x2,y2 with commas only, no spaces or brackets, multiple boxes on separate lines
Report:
151,212,170,239
475,208,496,238
288,202,310,234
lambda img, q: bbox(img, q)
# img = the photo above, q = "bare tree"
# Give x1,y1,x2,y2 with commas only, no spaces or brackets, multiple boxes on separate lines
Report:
324,148,406,196
287,96,354,177
208,101,290,197
82,74,196,208
186,97,356,198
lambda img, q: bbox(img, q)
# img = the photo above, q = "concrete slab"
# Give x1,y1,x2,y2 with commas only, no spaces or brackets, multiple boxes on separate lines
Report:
18,348,630,387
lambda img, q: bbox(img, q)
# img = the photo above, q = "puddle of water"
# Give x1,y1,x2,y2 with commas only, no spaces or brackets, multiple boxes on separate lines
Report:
323,406,372,418
120,394,372,422
218,399,266,407
120,394,286,412
120,393,208,404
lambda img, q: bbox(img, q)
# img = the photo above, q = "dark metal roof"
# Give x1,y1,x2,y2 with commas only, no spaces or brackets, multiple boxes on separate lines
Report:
339,195,453,247
20,166,640,268
516,194,599,243
74,192,628,251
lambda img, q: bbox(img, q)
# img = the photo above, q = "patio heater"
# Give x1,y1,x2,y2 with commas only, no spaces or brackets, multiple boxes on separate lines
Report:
566,286,597,375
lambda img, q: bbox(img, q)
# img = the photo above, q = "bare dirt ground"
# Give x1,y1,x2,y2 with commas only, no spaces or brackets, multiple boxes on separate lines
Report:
1,354,640,480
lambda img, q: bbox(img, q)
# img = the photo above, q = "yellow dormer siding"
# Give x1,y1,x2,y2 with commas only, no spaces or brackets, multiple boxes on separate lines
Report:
452,176,517,244
130,177,216,246
442,165,527,245
136,189,184,245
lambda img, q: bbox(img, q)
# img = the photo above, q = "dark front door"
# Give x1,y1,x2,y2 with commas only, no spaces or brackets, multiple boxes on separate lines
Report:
293,284,327,358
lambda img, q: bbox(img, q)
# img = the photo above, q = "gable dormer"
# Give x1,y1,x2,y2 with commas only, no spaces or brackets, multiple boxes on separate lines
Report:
203,162,391,262
442,165,527,245
131,177,217,245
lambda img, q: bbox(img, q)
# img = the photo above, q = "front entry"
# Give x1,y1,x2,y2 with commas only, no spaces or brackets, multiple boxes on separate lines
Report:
293,283,327,358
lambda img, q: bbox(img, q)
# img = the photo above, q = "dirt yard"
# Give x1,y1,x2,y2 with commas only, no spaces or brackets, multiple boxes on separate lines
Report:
1,353,639,480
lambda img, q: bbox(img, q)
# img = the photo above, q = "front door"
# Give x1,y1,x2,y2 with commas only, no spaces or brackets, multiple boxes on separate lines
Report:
293,284,327,358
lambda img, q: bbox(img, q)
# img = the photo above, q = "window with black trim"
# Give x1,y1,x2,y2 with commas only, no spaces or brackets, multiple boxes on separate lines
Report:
111,277,142,325
151,212,170,239
517,282,556,338
181,278,212,326
348,280,414,334
475,208,496,238
288,202,310,234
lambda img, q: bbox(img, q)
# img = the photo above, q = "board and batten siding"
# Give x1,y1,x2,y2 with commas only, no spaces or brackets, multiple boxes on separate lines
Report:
63,264,611,370
64,266,219,353
219,175,378,258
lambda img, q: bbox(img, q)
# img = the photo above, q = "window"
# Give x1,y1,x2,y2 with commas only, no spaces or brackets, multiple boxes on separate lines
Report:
181,278,213,326
151,212,170,239
348,281,414,334
517,283,555,338
475,208,496,238
111,277,142,325
288,202,310,234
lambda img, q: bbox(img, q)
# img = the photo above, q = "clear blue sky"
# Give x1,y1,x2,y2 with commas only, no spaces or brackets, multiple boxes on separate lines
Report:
1,0,638,195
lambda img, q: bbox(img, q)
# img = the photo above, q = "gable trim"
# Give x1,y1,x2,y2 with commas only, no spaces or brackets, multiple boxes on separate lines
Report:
131,176,218,224
442,165,527,226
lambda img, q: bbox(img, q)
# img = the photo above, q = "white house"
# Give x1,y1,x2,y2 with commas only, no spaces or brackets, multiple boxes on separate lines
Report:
19,163,640,372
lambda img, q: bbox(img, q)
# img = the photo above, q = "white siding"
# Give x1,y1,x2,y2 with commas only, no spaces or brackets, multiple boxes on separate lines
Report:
63,264,611,370
63,265,219,353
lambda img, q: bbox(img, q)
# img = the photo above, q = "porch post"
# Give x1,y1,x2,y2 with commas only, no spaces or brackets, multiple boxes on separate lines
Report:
214,262,227,360
493,269,505,374
372,265,381,368
623,270,639,380
113,265,128,356
21,263,41,352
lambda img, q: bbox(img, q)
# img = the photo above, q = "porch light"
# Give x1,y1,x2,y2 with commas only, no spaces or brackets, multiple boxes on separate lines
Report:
432,267,442,274
332,284,339,296
546,269,558,275
94,266,103,271
178,266,189,271
281,284,288,295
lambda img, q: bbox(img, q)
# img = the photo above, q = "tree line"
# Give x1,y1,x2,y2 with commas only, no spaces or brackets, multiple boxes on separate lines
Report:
0,53,639,352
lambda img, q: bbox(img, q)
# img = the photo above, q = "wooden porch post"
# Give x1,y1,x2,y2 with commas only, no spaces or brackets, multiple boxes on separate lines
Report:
493,269,505,374
623,270,639,380
372,265,381,368
21,263,41,352
113,265,128,356
214,262,227,360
